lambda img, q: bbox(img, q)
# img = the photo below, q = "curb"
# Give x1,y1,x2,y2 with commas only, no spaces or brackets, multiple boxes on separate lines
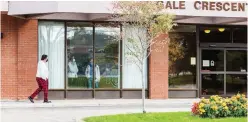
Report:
80,108,191,122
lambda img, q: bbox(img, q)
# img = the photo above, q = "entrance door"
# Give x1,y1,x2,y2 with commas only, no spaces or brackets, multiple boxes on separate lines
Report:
200,48,247,97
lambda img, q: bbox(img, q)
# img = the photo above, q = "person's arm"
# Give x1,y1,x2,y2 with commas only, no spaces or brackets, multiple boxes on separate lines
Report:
75,63,79,73
85,65,89,78
96,65,101,82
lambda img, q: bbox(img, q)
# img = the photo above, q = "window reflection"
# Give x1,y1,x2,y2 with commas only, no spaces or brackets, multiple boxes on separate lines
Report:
202,74,224,95
95,23,120,88
67,22,93,89
85,58,99,88
226,74,247,95
169,25,197,89
226,50,247,72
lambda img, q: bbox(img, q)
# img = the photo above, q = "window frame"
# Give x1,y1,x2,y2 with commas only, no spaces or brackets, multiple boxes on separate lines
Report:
38,20,150,99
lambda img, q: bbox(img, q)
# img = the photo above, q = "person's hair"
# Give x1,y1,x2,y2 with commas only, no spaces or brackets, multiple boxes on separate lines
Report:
69,56,73,61
41,54,48,60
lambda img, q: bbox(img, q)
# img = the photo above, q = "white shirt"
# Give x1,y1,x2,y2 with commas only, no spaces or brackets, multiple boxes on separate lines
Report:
36,60,49,80
85,64,101,82
68,61,78,78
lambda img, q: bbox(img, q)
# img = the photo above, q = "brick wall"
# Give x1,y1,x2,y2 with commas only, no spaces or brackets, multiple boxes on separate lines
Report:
149,34,169,99
1,13,170,100
1,13,18,99
1,13,38,100
16,19,38,100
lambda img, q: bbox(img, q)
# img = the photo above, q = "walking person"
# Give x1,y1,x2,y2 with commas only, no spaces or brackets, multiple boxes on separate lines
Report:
28,54,51,103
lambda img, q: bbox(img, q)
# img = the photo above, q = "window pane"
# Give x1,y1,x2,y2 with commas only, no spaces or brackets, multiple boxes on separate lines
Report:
122,26,148,89
67,22,93,89
226,50,247,72
169,25,197,89
200,27,231,43
95,23,120,89
201,50,224,71
202,74,224,95
233,27,247,43
226,74,247,96
38,21,65,89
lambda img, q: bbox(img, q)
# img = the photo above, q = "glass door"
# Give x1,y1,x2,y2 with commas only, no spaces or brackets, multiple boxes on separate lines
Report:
200,48,247,96
200,49,225,96
225,49,247,96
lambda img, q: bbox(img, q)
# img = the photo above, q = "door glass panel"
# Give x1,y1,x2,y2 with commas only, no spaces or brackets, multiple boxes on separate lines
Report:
226,50,247,72
226,74,247,96
201,50,224,71
202,74,224,95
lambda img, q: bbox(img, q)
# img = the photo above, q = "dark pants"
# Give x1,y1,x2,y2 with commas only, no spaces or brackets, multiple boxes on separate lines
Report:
30,77,48,101
88,77,99,88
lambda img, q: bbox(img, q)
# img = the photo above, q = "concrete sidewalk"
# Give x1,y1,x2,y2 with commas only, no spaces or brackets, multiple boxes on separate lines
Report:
2,99,200,122
1,99,200,109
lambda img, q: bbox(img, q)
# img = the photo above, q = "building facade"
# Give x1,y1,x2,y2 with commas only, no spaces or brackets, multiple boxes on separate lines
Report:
1,1,247,100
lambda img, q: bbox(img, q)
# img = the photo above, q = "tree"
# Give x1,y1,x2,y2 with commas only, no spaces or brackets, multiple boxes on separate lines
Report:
112,1,176,113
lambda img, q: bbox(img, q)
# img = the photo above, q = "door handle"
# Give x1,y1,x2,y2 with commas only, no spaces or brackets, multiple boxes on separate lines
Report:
209,45,216,47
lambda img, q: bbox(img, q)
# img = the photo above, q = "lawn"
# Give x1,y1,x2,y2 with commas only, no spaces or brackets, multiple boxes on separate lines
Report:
83,112,246,122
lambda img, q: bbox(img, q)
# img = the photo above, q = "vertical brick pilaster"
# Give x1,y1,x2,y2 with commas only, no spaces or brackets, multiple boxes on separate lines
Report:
1,13,38,100
149,34,169,99
17,19,38,100
1,13,18,100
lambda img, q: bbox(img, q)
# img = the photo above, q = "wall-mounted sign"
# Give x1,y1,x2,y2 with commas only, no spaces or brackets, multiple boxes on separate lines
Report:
203,60,210,67
163,1,247,12
161,1,248,17
190,57,196,65
210,60,215,66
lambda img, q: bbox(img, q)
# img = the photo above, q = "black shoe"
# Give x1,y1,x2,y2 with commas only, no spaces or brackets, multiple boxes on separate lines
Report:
28,96,34,103
43,100,51,103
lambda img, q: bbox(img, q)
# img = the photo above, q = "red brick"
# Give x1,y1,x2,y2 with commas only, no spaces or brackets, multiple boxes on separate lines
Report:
1,13,38,100
149,34,169,99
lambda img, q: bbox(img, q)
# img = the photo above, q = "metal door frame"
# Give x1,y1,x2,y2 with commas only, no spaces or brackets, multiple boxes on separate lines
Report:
199,46,247,97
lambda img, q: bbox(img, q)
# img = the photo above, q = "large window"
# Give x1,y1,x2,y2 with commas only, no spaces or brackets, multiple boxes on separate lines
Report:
39,21,149,91
94,23,120,89
168,25,197,89
38,21,65,89
122,26,148,89
66,22,145,89
66,22,93,89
